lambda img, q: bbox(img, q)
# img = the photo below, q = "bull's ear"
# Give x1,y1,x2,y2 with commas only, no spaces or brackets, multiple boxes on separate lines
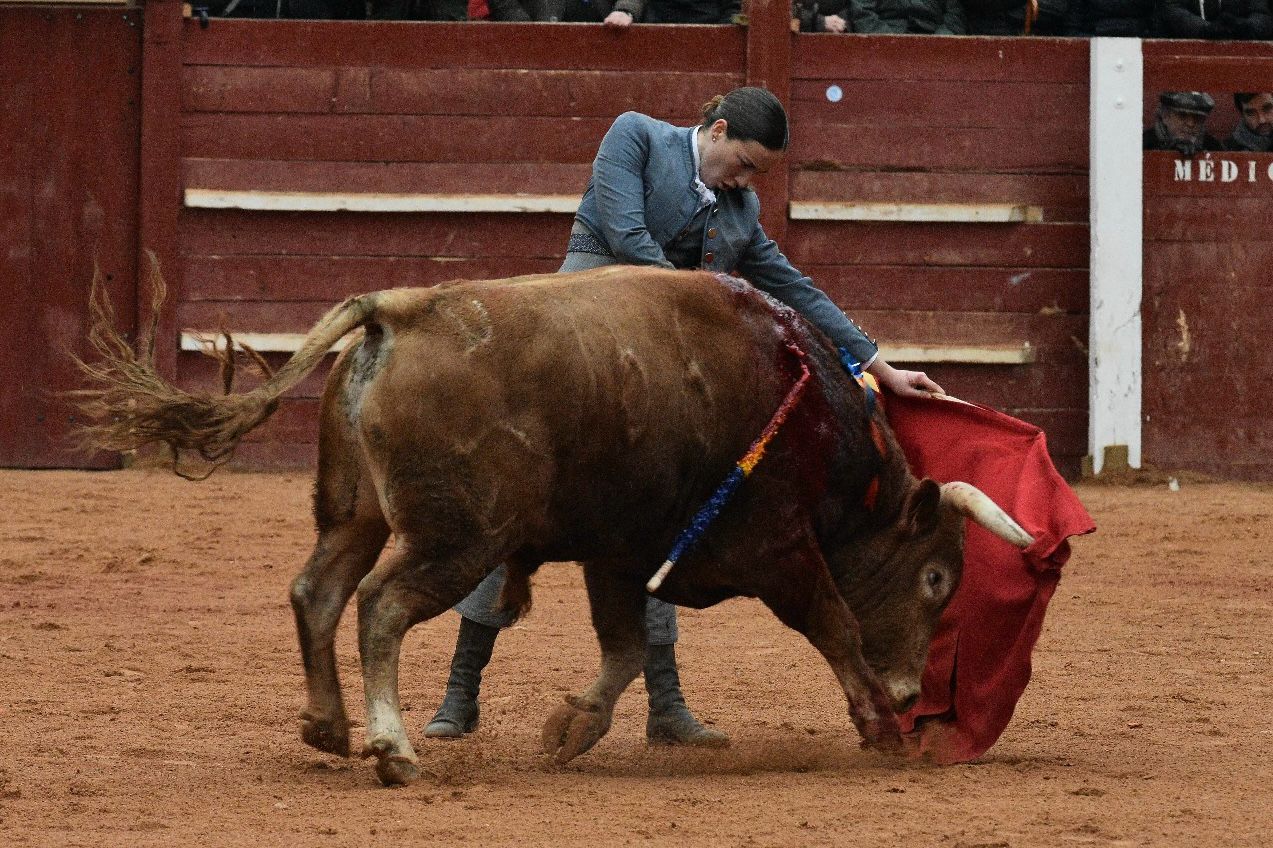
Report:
904,478,942,537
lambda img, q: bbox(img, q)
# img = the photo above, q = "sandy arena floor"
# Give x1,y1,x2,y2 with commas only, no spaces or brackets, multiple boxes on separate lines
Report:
0,469,1269,847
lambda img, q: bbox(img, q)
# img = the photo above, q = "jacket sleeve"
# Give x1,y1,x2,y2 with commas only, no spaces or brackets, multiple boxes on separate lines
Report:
612,0,646,17
938,0,969,32
591,113,674,269
735,222,879,366
849,0,908,32
487,0,534,19
1157,0,1214,37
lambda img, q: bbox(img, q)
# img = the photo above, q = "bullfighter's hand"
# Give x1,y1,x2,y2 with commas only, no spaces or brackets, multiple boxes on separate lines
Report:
867,359,946,398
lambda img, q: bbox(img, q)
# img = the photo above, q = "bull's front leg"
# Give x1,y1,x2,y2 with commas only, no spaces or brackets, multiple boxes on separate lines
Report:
541,561,647,764
759,545,902,751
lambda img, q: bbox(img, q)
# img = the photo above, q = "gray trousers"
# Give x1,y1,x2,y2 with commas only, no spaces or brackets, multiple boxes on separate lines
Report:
452,245,680,646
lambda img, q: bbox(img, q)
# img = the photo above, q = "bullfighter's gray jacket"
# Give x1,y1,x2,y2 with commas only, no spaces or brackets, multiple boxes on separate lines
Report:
572,111,879,367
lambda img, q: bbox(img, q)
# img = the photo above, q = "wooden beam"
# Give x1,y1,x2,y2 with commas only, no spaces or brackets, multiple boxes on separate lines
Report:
184,188,579,214
789,201,1044,223
181,331,1034,365
879,343,1036,365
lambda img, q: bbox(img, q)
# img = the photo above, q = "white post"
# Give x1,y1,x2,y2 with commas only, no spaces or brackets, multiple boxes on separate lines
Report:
1088,38,1143,474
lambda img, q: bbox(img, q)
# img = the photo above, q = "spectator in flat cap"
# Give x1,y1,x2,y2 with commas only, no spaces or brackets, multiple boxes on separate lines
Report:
1225,93,1273,153
1156,0,1273,38
1144,92,1223,156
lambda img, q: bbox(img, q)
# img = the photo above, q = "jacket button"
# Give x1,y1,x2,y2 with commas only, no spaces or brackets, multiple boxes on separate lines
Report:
704,251,715,264
707,227,718,239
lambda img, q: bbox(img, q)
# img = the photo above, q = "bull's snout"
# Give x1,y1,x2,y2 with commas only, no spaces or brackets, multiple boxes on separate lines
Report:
885,679,922,715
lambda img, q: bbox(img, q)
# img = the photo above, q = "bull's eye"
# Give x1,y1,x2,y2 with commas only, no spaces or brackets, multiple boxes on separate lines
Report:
924,568,944,592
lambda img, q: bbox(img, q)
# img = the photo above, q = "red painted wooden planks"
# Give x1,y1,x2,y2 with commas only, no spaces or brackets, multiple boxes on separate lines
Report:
793,34,1087,84
789,123,1088,172
183,66,741,118
811,265,1088,313
790,170,1088,222
180,209,574,258
182,255,562,301
0,8,142,469
786,220,1089,267
182,113,615,163
182,20,745,72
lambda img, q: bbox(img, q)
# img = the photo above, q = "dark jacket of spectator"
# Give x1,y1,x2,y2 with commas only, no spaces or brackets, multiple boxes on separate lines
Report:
1156,0,1273,38
1064,0,1156,35
965,0,1069,34
849,0,967,32
793,0,852,30
644,0,739,21
537,0,646,18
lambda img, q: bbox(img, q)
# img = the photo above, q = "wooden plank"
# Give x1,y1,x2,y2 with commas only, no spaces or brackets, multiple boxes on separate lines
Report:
181,20,746,72
182,255,562,301
792,34,1087,84
0,8,141,469
183,159,593,196
179,208,574,258
792,79,1087,130
1143,55,1273,94
184,189,579,214
183,65,741,118
181,113,615,163
811,265,1088,313
789,123,1088,172
786,221,1089,268
1146,245,1273,293
879,344,1034,364
847,310,1087,363
1146,197,1273,243
790,201,1043,223
790,170,1087,222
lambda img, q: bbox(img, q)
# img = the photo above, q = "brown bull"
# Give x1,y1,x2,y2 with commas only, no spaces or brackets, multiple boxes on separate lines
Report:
76,266,1032,787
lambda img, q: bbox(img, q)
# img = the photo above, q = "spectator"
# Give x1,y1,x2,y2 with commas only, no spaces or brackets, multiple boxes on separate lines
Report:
1156,0,1273,38
369,0,466,18
1225,92,1273,152
792,0,851,31
489,0,645,22
848,0,967,33
965,0,1069,34
1064,0,1156,35
644,0,740,22
1144,92,1223,155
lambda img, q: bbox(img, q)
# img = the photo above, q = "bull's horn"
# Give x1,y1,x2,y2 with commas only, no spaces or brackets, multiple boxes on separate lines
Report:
939,482,1034,548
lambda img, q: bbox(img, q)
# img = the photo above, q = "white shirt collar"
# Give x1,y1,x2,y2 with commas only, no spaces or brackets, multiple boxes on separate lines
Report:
690,128,717,209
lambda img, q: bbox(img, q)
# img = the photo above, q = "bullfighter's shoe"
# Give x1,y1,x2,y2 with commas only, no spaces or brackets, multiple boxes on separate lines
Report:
644,642,730,747
424,616,499,738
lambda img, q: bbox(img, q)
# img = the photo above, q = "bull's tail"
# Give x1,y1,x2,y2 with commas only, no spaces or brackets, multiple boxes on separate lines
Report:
71,252,385,478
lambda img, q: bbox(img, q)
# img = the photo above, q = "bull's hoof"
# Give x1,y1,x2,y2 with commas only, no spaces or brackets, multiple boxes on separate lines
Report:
856,716,904,754
541,695,610,765
361,735,420,787
299,711,351,757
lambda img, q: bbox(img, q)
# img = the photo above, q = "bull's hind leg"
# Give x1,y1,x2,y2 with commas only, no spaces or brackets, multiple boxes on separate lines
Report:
289,463,390,757
356,537,499,786
759,543,901,749
542,561,647,764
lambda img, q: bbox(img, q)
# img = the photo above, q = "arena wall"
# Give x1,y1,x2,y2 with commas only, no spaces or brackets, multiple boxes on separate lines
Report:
3,1,1270,479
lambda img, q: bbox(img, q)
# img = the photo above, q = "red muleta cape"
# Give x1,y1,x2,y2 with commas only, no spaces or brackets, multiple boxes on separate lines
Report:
885,391,1095,764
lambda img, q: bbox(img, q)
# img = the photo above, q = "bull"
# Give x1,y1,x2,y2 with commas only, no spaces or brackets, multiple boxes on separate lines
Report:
75,266,1033,786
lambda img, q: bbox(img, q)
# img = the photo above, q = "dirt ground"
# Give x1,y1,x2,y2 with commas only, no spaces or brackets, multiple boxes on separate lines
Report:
0,469,1269,847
